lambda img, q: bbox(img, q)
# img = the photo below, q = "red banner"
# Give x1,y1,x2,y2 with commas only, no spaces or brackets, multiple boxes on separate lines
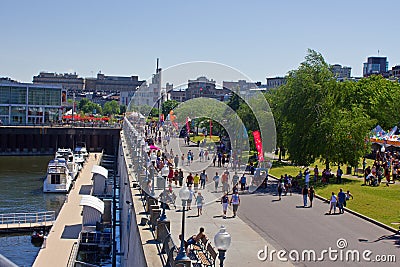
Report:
252,130,264,162
186,117,190,133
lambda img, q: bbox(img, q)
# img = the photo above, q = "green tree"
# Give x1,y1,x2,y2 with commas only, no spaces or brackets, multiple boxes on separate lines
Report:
78,99,102,114
103,100,120,115
162,100,179,117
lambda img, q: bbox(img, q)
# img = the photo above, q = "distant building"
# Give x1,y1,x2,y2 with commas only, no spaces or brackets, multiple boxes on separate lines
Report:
222,80,259,92
0,80,63,125
330,64,352,79
87,73,145,92
185,76,230,101
266,77,286,89
33,72,84,91
128,68,161,107
363,56,388,77
169,88,186,102
390,65,400,78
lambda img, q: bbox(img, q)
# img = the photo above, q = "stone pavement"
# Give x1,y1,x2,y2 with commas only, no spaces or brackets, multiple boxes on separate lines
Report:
146,133,292,267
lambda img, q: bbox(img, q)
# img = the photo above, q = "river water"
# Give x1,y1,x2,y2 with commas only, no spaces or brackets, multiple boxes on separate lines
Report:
0,156,66,267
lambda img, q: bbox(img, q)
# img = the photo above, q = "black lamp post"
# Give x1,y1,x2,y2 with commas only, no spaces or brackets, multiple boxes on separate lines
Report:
175,186,190,261
214,225,231,267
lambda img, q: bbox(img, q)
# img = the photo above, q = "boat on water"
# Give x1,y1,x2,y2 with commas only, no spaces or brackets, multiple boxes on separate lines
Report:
55,148,79,179
74,147,86,168
75,142,89,158
31,231,45,243
43,158,72,193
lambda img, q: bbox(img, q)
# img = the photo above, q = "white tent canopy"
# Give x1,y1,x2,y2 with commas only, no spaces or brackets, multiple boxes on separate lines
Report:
80,195,104,214
91,165,108,179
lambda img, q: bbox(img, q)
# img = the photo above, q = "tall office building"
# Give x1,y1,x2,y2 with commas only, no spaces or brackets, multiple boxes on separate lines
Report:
363,56,388,77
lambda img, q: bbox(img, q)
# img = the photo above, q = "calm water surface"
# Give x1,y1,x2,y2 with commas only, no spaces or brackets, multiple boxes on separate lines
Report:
0,156,66,267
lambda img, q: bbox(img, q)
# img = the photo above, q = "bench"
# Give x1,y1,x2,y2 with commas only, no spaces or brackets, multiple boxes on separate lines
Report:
191,237,217,267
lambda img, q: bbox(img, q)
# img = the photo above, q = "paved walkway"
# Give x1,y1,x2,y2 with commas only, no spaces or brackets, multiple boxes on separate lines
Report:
147,133,292,266
33,153,100,267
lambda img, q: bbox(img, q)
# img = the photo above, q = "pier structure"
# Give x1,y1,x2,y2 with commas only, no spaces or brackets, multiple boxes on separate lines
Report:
33,153,102,267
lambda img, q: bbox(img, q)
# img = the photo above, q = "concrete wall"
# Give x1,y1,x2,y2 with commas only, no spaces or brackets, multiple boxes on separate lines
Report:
0,126,120,155
118,141,147,267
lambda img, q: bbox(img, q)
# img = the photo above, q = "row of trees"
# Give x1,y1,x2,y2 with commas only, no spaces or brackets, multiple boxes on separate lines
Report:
265,49,400,168
224,49,400,169
77,99,126,116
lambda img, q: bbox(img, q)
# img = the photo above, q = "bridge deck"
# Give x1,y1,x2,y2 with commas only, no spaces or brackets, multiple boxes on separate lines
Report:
33,153,101,267
0,222,53,231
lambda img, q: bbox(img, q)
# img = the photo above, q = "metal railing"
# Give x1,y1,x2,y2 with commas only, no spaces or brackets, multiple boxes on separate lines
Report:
0,211,55,225
67,240,80,267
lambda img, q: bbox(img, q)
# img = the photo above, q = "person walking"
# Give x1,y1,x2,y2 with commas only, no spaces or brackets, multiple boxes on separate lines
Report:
221,192,229,219
193,173,200,190
181,154,185,167
213,172,220,192
302,185,308,207
178,169,184,187
232,171,239,188
200,170,207,189
337,188,346,214
186,173,194,188
221,171,229,193
277,181,283,200
328,192,337,214
174,154,179,168
230,191,240,218
187,186,194,210
314,165,319,184
336,166,343,184
308,186,315,207
196,192,204,216
304,168,310,188
240,173,246,191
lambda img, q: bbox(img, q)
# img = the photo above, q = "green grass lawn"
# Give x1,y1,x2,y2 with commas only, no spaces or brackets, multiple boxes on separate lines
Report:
269,161,400,228
315,178,400,227
190,135,220,143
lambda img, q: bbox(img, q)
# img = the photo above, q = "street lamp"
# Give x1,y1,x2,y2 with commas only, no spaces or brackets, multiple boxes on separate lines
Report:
175,186,190,261
159,164,170,221
214,225,231,267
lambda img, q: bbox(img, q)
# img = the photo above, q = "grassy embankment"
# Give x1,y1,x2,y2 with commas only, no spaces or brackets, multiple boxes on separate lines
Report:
269,160,400,228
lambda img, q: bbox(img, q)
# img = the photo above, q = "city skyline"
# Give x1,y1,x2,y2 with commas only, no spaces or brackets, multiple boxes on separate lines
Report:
1,0,400,83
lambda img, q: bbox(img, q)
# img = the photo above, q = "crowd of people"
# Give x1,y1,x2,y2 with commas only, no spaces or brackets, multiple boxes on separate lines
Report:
363,150,400,186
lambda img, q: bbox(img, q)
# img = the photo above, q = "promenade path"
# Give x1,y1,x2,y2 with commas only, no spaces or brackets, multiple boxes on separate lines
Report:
33,153,101,267
158,133,399,266
157,134,292,267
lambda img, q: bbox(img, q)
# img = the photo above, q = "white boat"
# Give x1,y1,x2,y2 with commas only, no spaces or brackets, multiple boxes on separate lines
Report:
43,159,72,193
74,146,86,168
55,148,79,180
75,142,89,158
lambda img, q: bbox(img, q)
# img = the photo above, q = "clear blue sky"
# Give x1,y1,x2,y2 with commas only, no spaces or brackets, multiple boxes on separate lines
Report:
1,0,399,83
